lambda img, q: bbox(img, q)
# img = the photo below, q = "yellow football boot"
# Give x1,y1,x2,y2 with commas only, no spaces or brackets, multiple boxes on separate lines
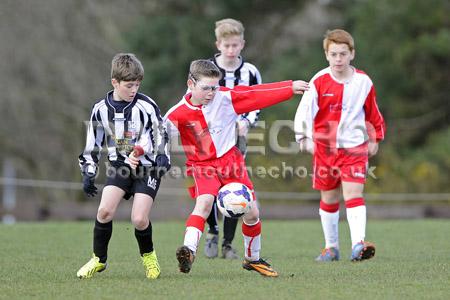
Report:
142,251,161,279
77,254,107,279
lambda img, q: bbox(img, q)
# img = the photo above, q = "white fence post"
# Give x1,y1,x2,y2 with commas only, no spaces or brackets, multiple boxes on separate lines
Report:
2,159,16,224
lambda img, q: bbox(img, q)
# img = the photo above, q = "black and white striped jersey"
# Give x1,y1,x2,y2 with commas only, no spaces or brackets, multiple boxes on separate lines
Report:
211,54,262,127
78,91,169,175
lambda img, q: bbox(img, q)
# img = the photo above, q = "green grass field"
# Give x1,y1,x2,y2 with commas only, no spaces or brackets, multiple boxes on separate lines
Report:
1,220,449,300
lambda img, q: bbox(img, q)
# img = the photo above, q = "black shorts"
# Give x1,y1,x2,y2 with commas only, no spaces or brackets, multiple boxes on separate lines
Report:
104,162,161,200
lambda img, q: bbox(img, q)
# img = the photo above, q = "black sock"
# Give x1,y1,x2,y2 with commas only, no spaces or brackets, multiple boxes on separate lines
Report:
135,223,154,255
93,219,112,263
206,200,219,235
223,216,238,245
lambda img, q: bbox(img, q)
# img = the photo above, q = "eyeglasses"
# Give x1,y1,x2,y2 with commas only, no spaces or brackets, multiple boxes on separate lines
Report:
197,84,220,92
189,73,220,92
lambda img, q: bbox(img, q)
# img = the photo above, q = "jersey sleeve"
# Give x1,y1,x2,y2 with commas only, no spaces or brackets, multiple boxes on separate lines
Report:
364,85,386,142
163,113,180,159
230,81,293,115
294,81,318,142
78,106,105,174
137,104,170,163
164,114,180,138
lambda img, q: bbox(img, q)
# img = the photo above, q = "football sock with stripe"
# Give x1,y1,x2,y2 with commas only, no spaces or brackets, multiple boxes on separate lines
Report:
242,219,261,261
184,214,205,254
319,200,340,249
345,197,366,247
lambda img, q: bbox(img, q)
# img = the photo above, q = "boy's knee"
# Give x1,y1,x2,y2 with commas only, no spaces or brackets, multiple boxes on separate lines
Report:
196,206,212,219
193,195,215,218
97,207,114,222
131,215,148,230
243,205,259,224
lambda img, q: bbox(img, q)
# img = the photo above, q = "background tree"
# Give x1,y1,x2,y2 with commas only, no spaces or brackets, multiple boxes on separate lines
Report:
0,0,448,220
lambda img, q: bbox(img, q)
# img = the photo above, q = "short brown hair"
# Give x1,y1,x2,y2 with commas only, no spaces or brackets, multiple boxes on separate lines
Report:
188,59,221,81
215,18,244,40
111,53,144,82
323,29,355,52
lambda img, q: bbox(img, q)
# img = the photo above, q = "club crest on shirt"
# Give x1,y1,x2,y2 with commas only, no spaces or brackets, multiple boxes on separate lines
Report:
329,103,342,112
208,126,223,135
128,121,137,129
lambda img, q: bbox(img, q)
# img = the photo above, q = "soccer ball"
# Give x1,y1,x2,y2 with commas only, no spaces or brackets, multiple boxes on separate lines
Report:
217,182,253,218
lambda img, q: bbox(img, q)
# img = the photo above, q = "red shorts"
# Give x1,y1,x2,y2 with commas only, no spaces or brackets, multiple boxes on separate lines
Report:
186,147,254,198
312,142,368,190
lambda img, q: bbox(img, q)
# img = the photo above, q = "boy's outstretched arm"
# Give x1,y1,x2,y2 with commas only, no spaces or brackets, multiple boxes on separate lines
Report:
231,80,309,115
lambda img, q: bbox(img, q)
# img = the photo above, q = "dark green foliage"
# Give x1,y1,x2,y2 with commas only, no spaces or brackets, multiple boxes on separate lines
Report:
1,0,448,209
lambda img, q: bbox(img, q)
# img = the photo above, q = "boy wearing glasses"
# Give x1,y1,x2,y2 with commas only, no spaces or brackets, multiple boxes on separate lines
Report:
165,59,309,277
204,18,262,260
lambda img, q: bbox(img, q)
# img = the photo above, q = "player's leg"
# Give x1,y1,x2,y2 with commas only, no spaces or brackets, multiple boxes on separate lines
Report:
222,216,239,259
204,198,219,258
312,145,341,261
132,193,161,279
206,199,219,235
131,169,162,278
220,146,248,259
186,194,215,251
241,200,278,277
177,193,215,273
177,164,221,273
340,143,375,261
316,187,341,261
242,202,261,262
77,185,124,278
342,181,375,261
95,186,125,261
342,181,365,246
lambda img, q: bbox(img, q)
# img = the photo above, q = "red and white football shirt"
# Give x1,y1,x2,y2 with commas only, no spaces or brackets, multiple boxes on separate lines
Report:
165,81,294,163
294,67,385,148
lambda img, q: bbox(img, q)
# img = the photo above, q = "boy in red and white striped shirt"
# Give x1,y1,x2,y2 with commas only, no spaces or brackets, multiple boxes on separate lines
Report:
294,29,386,262
166,59,309,276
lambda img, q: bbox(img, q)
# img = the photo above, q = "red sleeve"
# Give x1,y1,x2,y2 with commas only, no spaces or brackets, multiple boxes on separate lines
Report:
230,81,294,114
364,85,386,142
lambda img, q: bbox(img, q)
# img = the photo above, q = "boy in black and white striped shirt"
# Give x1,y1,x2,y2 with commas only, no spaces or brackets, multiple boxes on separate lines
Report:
204,18,262,260
77,53,169,280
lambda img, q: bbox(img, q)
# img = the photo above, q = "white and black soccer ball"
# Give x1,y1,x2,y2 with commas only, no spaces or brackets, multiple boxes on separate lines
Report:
217,182,253,218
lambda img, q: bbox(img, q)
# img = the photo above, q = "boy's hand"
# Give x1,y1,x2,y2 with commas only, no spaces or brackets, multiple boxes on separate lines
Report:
128,146,144,170
128,153,140,169
368,142,379,157
82,172,97,197
155,154,171,178
292,80,310,94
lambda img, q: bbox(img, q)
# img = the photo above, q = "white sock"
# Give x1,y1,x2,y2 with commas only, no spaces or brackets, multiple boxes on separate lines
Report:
243,235,261,261
346,205,366,247
319,209,340,249
242,220,261,261
184,226,202,254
